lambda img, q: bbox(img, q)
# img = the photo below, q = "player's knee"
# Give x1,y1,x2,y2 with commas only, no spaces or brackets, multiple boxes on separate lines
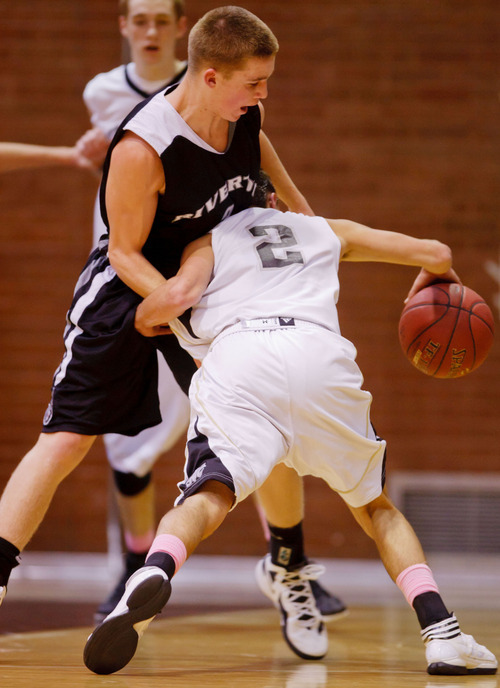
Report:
348,492,393,539
357,493,401,539
362,492,393,519
36,432,95,476
182,481,234,535
202,481,234,523
113,469,152,497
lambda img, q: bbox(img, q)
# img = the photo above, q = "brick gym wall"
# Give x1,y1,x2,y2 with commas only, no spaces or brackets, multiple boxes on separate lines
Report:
0,0,498,559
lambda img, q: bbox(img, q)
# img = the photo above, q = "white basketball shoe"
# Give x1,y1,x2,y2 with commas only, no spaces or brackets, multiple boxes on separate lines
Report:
255,555,328,660
423,615,497,675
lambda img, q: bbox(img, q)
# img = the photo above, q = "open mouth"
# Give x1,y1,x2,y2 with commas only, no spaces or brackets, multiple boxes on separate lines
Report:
145,45,159,52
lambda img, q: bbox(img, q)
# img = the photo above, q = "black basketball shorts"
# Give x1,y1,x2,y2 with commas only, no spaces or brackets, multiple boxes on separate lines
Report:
42,248,196,437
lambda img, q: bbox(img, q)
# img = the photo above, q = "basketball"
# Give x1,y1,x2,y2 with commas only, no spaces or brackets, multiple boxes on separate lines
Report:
398,282,495,378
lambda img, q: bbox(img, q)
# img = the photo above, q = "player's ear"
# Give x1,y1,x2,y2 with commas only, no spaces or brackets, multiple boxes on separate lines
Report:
267,192,278,209
118,15,128,39
176,15,188,39
203,68,218,88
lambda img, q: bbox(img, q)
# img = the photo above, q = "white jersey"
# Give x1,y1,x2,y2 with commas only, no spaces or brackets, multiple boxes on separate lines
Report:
171,207,342,359
173,208,386,509
83,62,186,140
84,62,187,246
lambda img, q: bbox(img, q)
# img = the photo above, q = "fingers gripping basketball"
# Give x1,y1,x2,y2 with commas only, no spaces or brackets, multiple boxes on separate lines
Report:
398,282,495,378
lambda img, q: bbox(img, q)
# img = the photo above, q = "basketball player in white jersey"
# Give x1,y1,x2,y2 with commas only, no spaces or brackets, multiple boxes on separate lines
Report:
84,181,497,675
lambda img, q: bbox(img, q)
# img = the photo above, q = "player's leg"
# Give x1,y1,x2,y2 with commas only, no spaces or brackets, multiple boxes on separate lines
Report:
113,472,155,553
348,491,425,578
252,328,348,622
189,329,329,661
84,480,233,675
158,325,344,622
94,469,155,622
255,463,347,621
0,431,96,600
95,353,190,621
292,322,493,674
85,326,328,673
349,492,497,675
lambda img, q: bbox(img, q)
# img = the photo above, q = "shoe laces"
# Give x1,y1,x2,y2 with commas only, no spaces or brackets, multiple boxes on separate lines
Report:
275,563,325,629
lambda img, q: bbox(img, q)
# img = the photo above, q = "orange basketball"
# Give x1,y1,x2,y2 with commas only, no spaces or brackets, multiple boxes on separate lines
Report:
398,282,494,378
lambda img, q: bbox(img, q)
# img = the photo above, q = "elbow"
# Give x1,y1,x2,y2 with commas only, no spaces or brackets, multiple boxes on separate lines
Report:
107,246,127,276
425,241,453,275
108,245,144,289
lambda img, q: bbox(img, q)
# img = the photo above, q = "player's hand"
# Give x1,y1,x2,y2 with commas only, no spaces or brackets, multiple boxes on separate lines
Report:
405,267,461,303
65,146,100,172
75,127,110,169
135,318,173,338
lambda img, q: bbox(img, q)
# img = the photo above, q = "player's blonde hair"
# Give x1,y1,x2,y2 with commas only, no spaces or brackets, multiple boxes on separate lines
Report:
188,6,279,74
118,0,186,21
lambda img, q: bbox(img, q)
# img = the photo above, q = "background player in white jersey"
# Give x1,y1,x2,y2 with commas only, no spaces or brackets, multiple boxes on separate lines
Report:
83,179,497,676
77,0,192,622
80,0,188,245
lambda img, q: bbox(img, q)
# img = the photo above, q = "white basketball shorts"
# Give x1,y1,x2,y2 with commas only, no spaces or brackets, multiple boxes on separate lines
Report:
177,320,386,509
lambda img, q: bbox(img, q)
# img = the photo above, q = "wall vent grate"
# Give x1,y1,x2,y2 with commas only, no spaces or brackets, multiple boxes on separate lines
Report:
389,472,500,554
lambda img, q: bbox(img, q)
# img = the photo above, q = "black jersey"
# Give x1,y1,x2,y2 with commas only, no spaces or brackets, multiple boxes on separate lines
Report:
99,88,262,277
41,89,262,436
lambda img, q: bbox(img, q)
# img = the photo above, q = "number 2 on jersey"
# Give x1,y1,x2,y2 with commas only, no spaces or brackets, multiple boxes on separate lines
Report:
249,224,304,268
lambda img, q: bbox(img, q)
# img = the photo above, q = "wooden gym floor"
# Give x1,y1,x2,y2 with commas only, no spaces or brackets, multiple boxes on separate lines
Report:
0,553,498,688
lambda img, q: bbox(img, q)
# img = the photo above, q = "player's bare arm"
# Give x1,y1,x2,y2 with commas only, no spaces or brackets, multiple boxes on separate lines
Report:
331,218,454,273
0,141,97,173
135,234,214,337
259,129,313,216
106,132,168,298
331,218,461,300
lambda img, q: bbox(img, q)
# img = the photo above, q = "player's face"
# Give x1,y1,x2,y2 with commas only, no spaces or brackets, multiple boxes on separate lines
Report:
120,0,186,67
214,56,275,122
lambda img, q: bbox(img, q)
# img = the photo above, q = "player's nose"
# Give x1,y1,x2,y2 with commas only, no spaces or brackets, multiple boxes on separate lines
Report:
256,82,268,100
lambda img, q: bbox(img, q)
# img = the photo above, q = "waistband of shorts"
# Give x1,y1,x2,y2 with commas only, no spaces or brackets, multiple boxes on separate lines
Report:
213,317,325,343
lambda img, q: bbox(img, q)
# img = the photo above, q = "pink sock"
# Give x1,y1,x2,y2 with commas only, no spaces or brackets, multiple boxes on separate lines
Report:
396,563,440,607
254,500,270,541
147,534,187,575
124,529,155,554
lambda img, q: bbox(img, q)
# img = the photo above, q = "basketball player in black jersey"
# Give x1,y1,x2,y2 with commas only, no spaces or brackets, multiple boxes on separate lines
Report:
0,3,345,626
0,6,343,660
